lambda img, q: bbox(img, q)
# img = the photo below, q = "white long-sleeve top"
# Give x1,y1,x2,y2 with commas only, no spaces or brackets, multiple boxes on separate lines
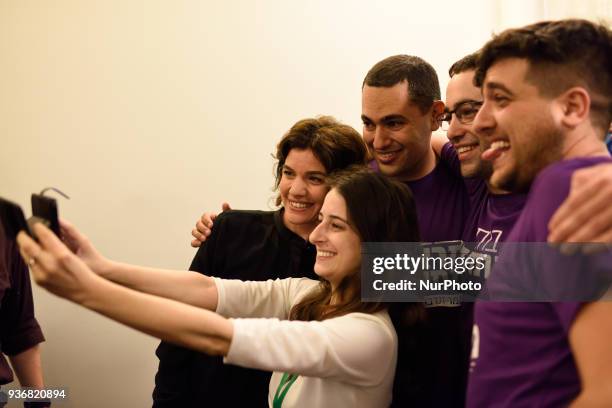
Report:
214,277,397,408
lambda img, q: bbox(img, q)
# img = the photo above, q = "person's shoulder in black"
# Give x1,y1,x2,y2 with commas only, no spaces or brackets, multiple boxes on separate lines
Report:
190,209,317,281
0,223,45,387
153,209,317,408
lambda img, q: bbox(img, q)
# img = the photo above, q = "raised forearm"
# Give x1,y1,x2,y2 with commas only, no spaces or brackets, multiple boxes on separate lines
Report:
99,261,218,310
8,345,44,388
81,276,232,355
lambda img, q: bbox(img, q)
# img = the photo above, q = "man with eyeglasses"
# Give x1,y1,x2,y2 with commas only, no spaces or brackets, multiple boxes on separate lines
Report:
431,51,528,408
439,52,527,246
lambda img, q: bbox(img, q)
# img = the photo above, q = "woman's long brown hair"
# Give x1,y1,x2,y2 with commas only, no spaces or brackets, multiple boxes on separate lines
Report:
289,167,423,322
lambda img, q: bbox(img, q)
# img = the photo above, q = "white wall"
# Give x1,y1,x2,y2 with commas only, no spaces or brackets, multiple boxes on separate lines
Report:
0,1,609,406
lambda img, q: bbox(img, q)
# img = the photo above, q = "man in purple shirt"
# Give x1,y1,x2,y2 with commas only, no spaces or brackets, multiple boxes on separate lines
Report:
438,52,529,406
467,19,612,407
361,55,469,243
361,55,472,407
440,52,527,245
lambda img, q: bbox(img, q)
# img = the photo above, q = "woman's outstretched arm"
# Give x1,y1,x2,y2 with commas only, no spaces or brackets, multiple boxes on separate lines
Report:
59,219,218,310
17,223,231,355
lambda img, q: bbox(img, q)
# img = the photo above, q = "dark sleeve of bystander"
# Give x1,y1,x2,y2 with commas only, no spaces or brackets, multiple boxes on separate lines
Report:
0,222,45,386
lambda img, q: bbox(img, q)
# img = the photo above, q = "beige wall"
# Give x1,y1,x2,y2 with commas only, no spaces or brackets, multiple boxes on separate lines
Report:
1,1,609,406
492,0,611,29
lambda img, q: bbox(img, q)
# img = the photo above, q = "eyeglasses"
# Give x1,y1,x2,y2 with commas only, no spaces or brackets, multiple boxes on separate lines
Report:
440,100,483,131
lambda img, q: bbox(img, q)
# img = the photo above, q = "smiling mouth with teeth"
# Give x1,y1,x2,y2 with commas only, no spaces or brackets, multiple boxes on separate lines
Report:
491,140,511,150
482,140,511,161
456,145,478,155
376,149,402,162
317,250,336,257
289,201,312,209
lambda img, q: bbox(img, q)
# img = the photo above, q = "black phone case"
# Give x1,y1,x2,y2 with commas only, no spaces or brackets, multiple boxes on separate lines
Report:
31,194,60,236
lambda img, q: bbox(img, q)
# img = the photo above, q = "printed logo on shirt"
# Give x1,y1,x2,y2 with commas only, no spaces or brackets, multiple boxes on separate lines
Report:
469,228,504,373
475,228,503,253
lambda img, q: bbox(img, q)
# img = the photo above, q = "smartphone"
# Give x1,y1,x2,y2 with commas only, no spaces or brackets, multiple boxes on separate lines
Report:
31,193,60,236
0,197,31,240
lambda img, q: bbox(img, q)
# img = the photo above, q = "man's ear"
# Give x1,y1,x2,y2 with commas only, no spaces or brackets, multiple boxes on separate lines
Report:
430,100,446,131
556,87,591,129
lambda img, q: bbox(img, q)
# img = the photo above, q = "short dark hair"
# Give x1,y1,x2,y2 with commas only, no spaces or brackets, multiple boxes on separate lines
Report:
274,116,368,205
449,51,481,77
363,55,441,113
474,19,612,132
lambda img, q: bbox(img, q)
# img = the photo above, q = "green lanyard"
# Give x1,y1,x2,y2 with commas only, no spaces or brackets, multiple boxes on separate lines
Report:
272,372,299,408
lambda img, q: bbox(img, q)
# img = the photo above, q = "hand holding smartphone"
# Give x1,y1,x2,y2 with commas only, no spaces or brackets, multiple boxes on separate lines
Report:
0,189,66,241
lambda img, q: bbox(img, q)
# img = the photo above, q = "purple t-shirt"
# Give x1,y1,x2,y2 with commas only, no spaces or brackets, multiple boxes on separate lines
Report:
405,155,470,242
371,155,471,407
404,154,472,407
439,143,527,407
462,181,526,246
369,153,469,241
440,142,527,244
467,156,612,407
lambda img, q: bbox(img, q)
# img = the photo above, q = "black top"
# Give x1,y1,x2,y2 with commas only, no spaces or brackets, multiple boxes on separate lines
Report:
152,210,317,408
0,223,45,385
